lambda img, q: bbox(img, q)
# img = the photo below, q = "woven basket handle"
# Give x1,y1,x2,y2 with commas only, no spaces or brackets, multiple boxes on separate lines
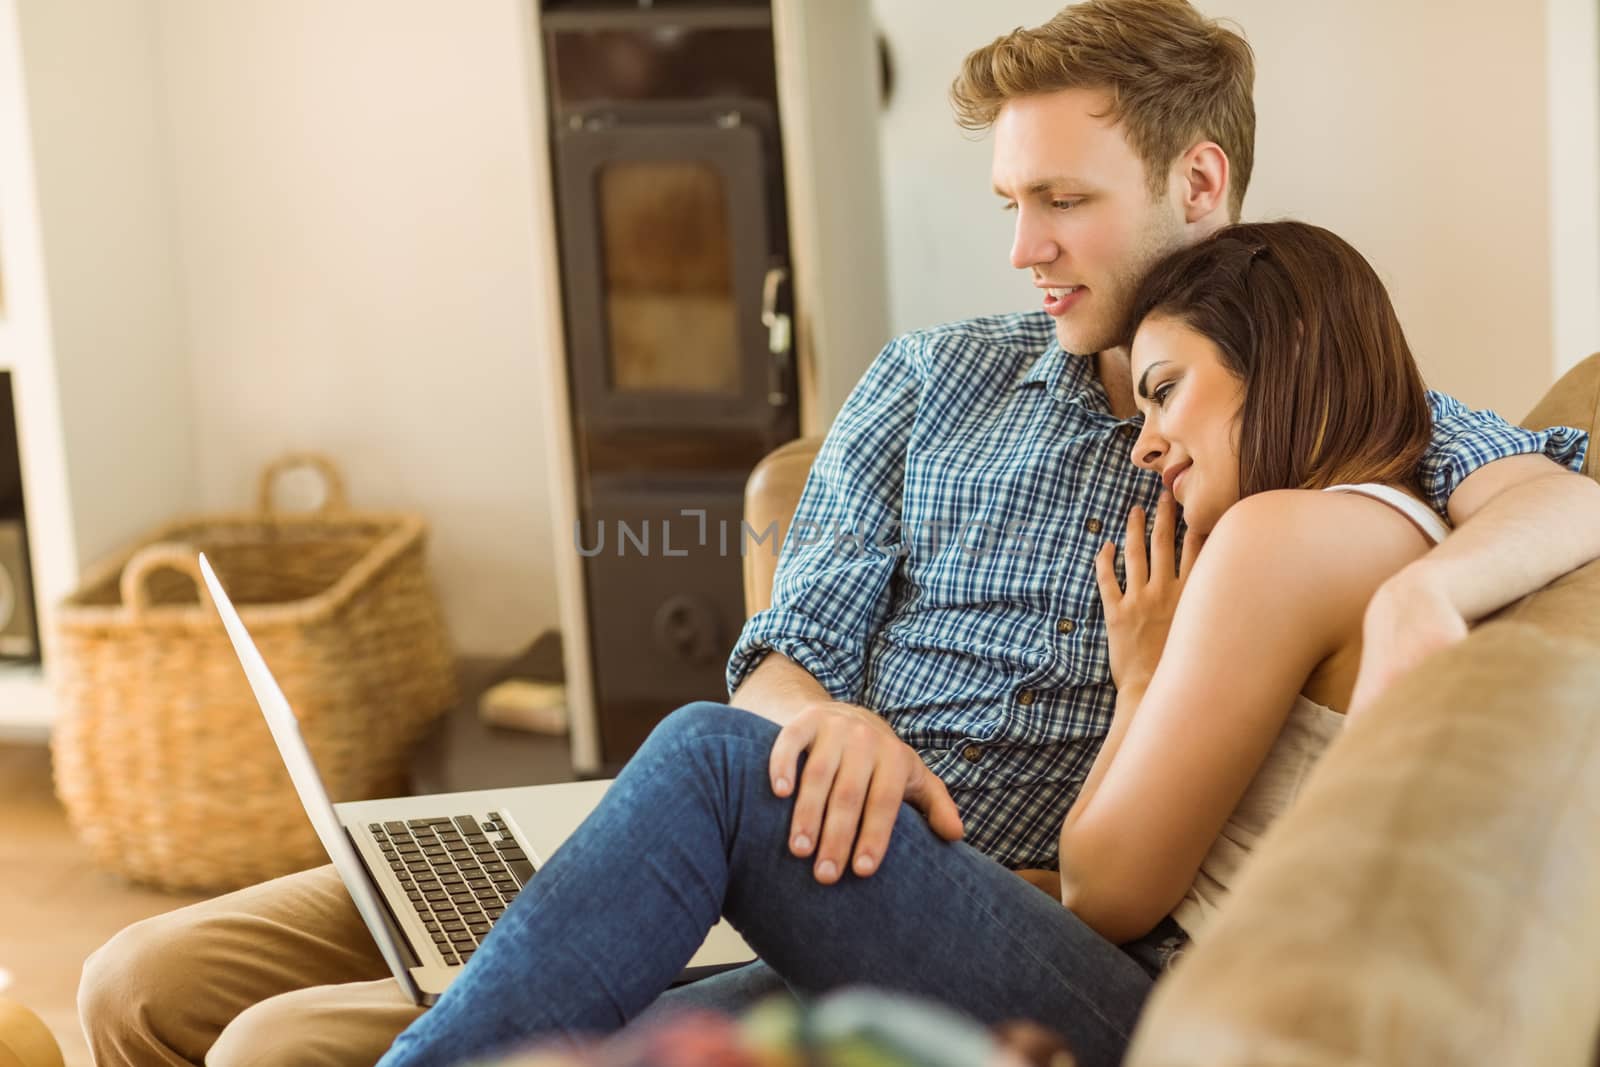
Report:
122,543,211,619
258,452,349,515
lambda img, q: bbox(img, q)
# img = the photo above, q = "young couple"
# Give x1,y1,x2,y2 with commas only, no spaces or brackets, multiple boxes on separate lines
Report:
81,2,1595,1066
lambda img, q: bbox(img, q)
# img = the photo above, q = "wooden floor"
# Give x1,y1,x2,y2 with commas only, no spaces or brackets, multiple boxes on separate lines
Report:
0,739,208,1067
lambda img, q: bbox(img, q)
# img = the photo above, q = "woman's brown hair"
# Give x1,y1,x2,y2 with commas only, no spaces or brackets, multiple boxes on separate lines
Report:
1125,220,1431,497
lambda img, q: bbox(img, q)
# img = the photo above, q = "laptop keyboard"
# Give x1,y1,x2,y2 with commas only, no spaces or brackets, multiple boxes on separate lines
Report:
369,812,537,966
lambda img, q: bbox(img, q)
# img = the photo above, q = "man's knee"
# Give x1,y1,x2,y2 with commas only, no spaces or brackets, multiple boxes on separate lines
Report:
207,982,418,1067
645,701,775,755
79,912,203,1051
205,997,308,1067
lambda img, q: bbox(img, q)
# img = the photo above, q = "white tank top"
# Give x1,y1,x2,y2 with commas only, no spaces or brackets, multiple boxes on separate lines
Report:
1168,483,1449,942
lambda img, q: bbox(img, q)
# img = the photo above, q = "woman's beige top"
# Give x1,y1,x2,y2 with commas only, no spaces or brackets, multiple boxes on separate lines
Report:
1169,483,1449,942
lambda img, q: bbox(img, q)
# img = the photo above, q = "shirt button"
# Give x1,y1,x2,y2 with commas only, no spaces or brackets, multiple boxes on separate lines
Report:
961,744,982,763
1057,618,1076,634
1120,424,1138,440
1017,690,1036,706
1085,518,1103,535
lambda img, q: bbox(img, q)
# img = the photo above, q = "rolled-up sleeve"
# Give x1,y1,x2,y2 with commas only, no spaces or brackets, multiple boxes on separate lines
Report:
726,338,922,702
1417,390,1590,513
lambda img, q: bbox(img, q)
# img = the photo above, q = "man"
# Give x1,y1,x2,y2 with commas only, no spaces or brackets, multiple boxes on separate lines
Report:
727,0,1593,891
79,2,1597,1064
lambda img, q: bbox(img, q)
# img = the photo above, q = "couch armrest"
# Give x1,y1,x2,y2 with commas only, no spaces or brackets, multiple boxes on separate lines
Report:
741,437,823,618
0,997,64,1067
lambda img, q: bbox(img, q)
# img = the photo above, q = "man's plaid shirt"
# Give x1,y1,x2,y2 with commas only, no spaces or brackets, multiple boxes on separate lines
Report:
726,311,1589,870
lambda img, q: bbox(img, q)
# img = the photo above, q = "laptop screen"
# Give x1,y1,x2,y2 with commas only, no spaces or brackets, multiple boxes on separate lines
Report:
197,552,417,990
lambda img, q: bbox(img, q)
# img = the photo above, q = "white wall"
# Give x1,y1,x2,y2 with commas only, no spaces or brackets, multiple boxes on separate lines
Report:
15,1,1584,658
158,0,556,655
1547,0,1600,377
16,0,194,568
873,1,1062,332
1235,0,1552,417
872,0,1571,417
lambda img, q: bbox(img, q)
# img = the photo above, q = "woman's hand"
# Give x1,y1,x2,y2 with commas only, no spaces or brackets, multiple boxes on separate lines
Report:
1094,491,1202,691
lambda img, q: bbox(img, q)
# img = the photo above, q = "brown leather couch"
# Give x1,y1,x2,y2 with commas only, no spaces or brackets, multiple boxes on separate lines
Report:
740,354,1600,1066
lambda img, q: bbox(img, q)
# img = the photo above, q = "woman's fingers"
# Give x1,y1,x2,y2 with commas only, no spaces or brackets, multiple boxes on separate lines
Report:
1179,525,1205,581
1123,505,1148,589
1094,540,1121,609
1151,490,1177,582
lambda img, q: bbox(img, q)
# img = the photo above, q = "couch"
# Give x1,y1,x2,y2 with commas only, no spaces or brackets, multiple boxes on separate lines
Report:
741,353,1600,1066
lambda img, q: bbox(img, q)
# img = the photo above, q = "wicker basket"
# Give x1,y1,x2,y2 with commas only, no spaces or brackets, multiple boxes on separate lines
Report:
50,453,458,892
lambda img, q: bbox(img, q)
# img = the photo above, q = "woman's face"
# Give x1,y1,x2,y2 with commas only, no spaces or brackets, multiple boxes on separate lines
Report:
1128,314,1246,534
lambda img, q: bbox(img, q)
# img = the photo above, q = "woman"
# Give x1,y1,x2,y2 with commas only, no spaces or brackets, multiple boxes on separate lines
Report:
376,221,1449,1067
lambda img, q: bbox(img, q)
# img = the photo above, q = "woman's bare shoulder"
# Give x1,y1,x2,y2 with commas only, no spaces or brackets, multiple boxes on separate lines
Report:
1198,488,1438,616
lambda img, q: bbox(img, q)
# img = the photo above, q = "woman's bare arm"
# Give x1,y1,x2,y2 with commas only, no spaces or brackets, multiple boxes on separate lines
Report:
1057,489,1434,943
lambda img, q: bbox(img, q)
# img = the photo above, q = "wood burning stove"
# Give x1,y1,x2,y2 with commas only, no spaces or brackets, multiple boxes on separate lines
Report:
542,1,800,767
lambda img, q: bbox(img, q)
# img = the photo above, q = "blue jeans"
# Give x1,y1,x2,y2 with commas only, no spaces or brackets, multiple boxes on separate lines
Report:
640,958,791,1019
377,702,1163,1067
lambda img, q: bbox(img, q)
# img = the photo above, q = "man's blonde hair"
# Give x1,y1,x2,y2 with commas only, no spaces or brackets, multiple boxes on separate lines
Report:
951,0,1255,220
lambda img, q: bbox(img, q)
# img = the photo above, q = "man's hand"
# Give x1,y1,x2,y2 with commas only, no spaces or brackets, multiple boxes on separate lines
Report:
768,701,964,883
1349,564,1469,717
1094,492,1201,691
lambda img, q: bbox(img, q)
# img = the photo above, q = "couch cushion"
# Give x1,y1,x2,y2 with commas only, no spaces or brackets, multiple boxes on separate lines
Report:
1123,623,1600,1067
1493,557,1600,656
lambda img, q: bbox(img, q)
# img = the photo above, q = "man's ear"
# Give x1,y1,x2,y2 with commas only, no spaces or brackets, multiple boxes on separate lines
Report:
1175,141,1230,224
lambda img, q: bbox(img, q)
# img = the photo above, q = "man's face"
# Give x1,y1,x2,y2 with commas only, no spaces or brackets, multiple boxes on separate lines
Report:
991,89,1189,356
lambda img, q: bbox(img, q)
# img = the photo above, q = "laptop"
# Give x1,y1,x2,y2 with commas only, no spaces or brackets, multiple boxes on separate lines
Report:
197,552,756,1006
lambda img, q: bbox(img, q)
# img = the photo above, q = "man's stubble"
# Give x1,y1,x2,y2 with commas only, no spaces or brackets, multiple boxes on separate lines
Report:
1056,202,1189,359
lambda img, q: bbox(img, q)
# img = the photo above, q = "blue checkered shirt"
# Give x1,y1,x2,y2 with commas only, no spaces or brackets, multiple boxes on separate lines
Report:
726,311,1589,870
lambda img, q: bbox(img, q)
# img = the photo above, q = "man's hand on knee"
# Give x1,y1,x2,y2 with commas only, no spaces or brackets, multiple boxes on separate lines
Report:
767,701,964,884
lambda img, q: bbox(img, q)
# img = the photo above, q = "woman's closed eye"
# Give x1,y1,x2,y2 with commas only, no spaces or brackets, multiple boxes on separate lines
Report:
1152,381,1176,407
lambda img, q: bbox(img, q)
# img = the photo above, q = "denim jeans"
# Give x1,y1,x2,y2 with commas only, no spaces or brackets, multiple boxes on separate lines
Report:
641,958,792,1020
377,702,1164,1067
